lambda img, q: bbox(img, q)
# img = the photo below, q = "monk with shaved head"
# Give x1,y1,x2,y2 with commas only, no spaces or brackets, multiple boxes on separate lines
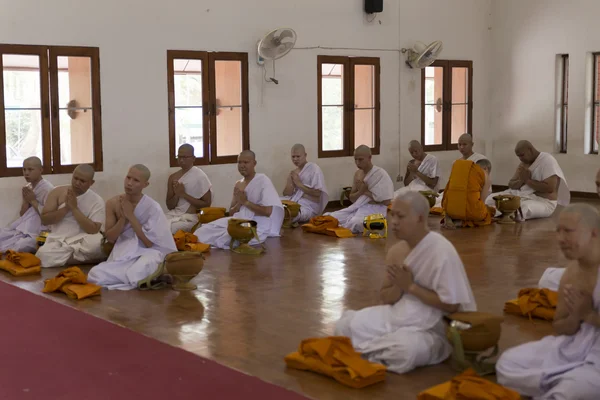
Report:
394,140,440,197
88,165,177,290
485,141,570,220
0,156,54,252
36,164,105,267
281,144,328,223
457,133,487,162
165,144,212,233
497,204,600,399
335,191,476,374
324,145,394,233
194,150,284,249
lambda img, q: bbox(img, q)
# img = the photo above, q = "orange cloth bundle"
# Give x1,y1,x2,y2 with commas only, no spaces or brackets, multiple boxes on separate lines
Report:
42,267,101,300
198,207,226,224
284,336,386,389
441,160,491,228
173,230,210,253
504,288,558,321
0,250,41,276
418,369,521,400
301,216,355,238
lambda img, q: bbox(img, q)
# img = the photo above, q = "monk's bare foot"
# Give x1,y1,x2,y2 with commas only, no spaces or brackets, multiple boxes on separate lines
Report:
151,274,173,286
443,217,456,230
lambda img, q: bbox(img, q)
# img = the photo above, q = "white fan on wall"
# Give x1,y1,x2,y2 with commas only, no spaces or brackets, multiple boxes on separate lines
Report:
401,41,443,68
257,28,297,84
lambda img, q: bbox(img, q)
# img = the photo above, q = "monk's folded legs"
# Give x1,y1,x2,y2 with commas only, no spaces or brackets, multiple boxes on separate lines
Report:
0,229,37,253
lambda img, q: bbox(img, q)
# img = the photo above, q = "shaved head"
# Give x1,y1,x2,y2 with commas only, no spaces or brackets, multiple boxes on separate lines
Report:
408,140,425,161
458,133,473,144
74,164,95,180
562,204,600,231
239,150,256,160
354,145,372,157
23,156,42,168
388,191,430,242
476,159,492,173
515,140,539,164
178,144,194,155
291,143,306,153
396,191,431,220
515,140,535,152
131,164,151,181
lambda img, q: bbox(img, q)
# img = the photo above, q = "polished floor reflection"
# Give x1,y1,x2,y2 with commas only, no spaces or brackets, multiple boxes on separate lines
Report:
2,204,596,400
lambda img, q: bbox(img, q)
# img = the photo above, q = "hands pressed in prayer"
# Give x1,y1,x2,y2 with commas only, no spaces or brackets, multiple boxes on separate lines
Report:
173,181,186,196
518,166,531,182
387,264,414,291
564,285,594,321
407,161,418,174
357,180,369,194
237,188,248,205
65,189,78,210
290,171,301,187
22,186,36,204
120,196,135,220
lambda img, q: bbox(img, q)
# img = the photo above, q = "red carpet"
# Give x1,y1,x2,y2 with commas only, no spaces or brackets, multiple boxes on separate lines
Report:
0,281,308,400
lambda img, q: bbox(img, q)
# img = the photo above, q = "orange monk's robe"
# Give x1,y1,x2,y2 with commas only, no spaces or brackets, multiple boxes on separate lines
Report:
43,266,101,300
0,250,41,276
504,288,558,321
198,207,226,224
285,336,386,389
173,230,210,253
441,160,491,227
418,368,521,400
301,216,355,238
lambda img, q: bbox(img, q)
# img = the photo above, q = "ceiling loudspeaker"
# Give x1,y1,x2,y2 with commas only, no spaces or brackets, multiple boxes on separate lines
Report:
365,0,383,14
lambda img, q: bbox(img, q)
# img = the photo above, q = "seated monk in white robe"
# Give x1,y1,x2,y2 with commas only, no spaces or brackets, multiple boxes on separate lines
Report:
335,192,476,374
0,157,54,253
194,150,284,249
497,204,600,399
485,140,569,220
88,165,177,290
165,144,212,233
324,145,394,233
394,140,440,197
36,165,105,268
281,144,328,223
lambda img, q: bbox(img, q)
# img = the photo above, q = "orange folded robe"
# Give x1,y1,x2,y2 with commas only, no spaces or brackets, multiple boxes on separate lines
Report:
504,288,558,321
198,207,226,224
418,368,521,400
0,250,41,276
173,230,210,253
441,160,491,227
301,216,355,238
284,336,386,389
42,267,101,300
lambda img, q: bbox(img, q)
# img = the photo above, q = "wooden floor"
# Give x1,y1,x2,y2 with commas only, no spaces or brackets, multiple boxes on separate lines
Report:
3,201,599,399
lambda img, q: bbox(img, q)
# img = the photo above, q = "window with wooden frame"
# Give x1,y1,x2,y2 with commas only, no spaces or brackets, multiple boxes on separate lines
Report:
421,60,473,151
591,53,600,154
317,55,380,158
167,51,249,166
0,44,102,177
557,54,569,153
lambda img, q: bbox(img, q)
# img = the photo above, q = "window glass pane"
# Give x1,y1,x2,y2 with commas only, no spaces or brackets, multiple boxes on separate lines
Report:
173,58,204,159
56,56,94,165
424,105,442,146
424,66,443,104
451,67,469,104
354,64,374,109
354,109,374,148
322,106,343,151
2,54,44,167
322,64,343,106
214,60,243,157
174,59,203,107
451,104,468,144
175,108,203,158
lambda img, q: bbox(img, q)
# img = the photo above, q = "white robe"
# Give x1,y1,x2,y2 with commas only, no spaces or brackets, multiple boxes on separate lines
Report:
335,232,476,374
36,189,105,268
538,267,566,291
325,166,394,233
497,270,600,399
88,195,178,290
0,179,54,253
165,167,212,234
485,152,569,220
394,154,440,197
194,173,284,249
280,162,329,223
466,152,487,163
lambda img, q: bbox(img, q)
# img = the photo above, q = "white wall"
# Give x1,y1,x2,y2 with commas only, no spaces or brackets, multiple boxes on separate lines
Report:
490,0,600,192
0,0,402,225
399,0,492,188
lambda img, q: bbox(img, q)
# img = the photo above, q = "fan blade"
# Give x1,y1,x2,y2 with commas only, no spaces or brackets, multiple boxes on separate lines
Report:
277,30,295,41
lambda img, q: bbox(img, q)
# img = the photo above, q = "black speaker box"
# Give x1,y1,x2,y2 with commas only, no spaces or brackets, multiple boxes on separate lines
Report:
365,0,383,14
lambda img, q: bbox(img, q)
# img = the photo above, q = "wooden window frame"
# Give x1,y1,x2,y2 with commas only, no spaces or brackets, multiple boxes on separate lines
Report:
167,50,249,167
591,53,600,155
421,60,473,152
317,55,380,159
558,54,569,154
0,44,102,178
